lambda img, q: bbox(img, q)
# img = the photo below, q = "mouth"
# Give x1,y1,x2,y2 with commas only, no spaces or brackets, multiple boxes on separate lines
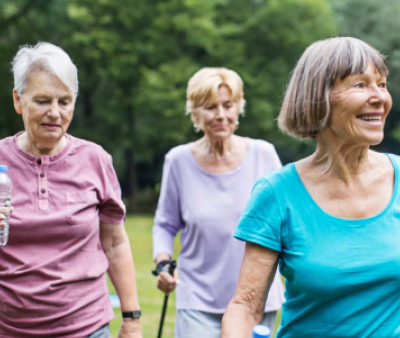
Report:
41,124,60,129
356,113,384,125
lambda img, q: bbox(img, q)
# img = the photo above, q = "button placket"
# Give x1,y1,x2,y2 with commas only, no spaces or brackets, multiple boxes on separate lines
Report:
38,156,50,211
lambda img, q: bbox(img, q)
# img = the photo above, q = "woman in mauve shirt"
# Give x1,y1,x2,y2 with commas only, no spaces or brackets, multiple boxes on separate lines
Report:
0,42,141,338
152,67,285,338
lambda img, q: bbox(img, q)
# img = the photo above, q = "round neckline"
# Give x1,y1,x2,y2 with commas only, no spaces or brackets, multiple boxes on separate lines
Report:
186,137,254,177
291,154,398,223
11,131,73,163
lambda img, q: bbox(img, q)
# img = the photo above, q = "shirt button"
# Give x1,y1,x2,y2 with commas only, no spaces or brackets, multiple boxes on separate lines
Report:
37,159,41,165
40,173,45,178
41,189,46,194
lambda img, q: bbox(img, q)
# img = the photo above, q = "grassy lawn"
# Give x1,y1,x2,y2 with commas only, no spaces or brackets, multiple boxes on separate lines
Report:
107,215,180,338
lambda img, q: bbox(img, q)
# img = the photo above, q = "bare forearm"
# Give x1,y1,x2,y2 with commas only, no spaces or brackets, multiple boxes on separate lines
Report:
222,302,259,338
106,240,140,311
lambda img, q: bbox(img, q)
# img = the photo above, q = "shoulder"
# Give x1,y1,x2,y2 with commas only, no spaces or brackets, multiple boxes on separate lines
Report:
0,136,13,148
258,162,296,189
68,135,112,164
0,136,16,159
386,153,400,168
164,144,191,163
250,138,277,153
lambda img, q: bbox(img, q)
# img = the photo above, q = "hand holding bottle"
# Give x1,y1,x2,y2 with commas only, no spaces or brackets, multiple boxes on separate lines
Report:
0,165,13,246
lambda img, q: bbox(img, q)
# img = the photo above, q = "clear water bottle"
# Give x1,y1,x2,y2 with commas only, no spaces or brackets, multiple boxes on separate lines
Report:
0,165,12,246
252,325,271,338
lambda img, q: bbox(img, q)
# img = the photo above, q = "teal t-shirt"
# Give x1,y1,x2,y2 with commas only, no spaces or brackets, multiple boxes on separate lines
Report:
234,153,400,338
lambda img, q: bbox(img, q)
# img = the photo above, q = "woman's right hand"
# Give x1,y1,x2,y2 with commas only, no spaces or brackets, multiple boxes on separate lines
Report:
157,268,179,294
0,206,13,226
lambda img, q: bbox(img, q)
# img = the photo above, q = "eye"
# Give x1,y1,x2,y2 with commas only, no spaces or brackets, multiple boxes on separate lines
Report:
378,82,388,89
205,104,216,110
352,82,366,89
59,100,70,106
224,102,233,108
36,99,49,105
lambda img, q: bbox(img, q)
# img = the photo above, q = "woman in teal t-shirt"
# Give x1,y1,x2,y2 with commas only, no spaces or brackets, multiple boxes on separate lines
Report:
222,37,399,338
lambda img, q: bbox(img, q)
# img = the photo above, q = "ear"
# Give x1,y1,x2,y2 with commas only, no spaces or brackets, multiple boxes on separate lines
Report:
13,89,23,115
190,111,198,125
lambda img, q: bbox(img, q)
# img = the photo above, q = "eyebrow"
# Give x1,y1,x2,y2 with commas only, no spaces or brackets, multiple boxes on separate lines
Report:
32,93,73,100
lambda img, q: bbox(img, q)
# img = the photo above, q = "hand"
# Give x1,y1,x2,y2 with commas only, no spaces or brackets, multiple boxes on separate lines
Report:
0,206,13,227
118,318,142,338
157,268,179,294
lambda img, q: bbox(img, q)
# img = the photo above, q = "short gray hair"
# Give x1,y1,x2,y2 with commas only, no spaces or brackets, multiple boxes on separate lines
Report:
12,42,78,98
278,37,388,139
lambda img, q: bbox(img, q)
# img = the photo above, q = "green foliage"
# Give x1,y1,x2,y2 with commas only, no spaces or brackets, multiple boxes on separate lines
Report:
0,0,337,203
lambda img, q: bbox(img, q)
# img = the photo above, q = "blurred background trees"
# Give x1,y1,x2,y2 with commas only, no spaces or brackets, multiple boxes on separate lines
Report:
1,0,397,211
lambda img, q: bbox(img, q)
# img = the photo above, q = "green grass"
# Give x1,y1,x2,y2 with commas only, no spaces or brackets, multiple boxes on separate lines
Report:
107,215,180,338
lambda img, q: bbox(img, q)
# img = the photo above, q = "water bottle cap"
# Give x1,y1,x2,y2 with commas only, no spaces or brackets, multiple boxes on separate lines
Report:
0,165,8,172
252,325,271,338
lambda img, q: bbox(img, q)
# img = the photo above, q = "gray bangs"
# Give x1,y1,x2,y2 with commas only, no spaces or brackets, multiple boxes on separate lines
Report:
329,38,388,85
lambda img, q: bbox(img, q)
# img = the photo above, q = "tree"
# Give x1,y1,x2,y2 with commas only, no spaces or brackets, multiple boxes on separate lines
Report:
0,0,337,210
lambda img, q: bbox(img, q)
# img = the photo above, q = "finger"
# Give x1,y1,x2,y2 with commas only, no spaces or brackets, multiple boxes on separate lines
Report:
174,269,179,284
157,277,177,293
159,271,175,283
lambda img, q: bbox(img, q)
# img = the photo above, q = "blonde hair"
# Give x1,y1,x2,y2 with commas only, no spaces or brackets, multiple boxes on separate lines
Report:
186,67,245,115
12,42,78,98
278,37,388,139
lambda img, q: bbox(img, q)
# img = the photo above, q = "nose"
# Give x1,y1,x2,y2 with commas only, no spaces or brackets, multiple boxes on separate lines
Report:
215,105,226,119
47,100,60,118
368,83,386,105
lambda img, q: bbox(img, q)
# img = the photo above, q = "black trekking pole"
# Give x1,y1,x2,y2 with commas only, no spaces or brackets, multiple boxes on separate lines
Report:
153,260,177,338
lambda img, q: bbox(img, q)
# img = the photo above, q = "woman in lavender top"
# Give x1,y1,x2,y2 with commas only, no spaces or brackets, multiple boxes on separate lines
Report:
0,42,142,338
152,67,284,337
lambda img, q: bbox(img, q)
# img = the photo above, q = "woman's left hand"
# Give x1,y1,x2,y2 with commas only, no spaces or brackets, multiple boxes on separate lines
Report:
117,319,142,338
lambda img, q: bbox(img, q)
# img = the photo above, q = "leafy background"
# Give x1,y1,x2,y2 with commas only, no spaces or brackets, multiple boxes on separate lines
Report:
3,0,398,211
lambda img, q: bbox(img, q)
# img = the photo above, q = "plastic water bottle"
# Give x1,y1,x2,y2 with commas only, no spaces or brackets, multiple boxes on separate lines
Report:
0,165,12,246
252,325,271,338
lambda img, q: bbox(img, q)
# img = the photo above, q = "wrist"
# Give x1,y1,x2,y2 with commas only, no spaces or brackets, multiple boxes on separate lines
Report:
152,260,171,276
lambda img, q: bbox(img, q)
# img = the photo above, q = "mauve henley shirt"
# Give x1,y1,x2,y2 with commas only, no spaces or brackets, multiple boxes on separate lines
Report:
152,138,285,313
0,133,126,338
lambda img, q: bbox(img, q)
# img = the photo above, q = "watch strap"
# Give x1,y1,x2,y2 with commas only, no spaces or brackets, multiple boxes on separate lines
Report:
122,310,141,318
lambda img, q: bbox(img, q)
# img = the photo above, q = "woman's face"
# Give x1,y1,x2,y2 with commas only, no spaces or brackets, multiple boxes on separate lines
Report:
329,63,392,146
192,85,240,141
13,71,75,151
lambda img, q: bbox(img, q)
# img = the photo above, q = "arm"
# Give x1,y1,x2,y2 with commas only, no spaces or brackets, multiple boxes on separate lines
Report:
100,221,142,338
152,152,182,293
222,242,279,338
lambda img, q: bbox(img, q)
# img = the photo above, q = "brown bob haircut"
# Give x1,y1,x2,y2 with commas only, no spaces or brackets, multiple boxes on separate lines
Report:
278,37,388,139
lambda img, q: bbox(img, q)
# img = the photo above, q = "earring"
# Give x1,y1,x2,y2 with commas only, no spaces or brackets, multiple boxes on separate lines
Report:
235,120,239,129
193,123,201,133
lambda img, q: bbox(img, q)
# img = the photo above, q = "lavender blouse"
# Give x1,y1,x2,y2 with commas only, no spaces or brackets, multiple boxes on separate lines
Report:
152,138,285,313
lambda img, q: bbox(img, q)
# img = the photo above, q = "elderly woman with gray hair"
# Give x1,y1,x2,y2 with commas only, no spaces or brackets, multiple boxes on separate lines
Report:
0,43,142,338
222,37,399,338
152,67,284,337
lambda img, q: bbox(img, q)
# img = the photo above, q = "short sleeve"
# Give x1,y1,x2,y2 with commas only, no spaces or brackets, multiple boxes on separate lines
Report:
152,153,183,260
234,178,282,252
98,154,126,225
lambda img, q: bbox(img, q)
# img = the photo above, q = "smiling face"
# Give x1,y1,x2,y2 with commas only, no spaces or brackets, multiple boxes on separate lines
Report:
328,63,392,146
191,85,241,141
13,71,75,155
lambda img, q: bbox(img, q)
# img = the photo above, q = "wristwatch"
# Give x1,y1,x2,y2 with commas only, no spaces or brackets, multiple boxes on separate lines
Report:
122,310,142,318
